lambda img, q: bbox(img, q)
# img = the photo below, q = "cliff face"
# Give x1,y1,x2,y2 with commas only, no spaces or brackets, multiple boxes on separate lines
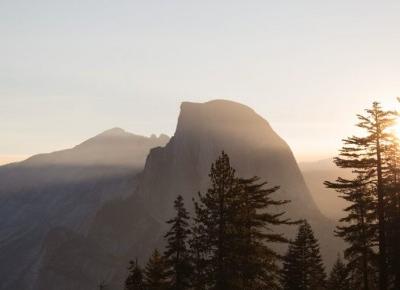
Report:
37,100,340,290
0,129,168,290
132,100,322,224
133,100,337,259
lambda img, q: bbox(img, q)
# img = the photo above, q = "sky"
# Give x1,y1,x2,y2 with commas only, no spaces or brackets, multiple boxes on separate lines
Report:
1,0,400,164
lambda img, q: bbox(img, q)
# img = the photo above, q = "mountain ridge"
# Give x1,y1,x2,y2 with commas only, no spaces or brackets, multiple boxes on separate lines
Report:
0,130,169,290
35,100,342,290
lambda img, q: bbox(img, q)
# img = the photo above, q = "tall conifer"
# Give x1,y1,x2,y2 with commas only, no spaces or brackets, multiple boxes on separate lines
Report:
191,152,294,289
383,134,400,289
235,176,292,289
325,174,376,290
164,195,192,290
192,151,240,289
326,102,397,290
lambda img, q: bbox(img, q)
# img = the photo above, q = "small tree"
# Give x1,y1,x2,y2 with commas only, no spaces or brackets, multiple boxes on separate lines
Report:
144,249,169,290
125,259,145,290
327,255,350,290
281,220,326,290
164,195,192,290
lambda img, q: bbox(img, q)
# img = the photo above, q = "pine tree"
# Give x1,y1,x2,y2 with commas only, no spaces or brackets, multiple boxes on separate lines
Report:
327,255,349,290
281,220,326,290
188,221,208,290
383,134,400,290
191,152,293,289
191,151,241,289
144,249,169,290
125,259,145,290
164,195,192,290
325,102,397,290
235,176,293,289
325,174,376,290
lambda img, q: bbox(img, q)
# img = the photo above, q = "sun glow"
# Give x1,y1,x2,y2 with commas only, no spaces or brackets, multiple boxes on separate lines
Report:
383,97,400,139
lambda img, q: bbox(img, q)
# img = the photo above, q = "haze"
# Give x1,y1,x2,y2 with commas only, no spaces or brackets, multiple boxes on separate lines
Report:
2,0,400,163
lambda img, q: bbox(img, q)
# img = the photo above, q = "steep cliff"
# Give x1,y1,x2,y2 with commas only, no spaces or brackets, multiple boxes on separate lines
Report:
36,100,341,290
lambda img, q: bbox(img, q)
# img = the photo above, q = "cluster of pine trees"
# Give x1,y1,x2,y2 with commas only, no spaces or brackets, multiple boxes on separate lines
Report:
121,152,341,290
325,101,400,290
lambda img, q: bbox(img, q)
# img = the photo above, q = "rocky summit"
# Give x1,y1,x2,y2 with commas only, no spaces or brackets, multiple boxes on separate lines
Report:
34,100,341,290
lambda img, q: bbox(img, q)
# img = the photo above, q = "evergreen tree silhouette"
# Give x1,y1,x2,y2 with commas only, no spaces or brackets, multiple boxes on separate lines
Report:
191,152,293,289
384,134,400,290
144,249,169,290
326,102,397,290
235,176,293,289
188,220,208,290
327,255,350,290
125,259,145,290
164,195,192,290
281,220,326,290
325,174,376,290
191,151,240,289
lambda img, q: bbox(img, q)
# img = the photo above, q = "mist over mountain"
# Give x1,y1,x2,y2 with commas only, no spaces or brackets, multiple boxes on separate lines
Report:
299,159,353,219
0,130,168,290
35,100,342,290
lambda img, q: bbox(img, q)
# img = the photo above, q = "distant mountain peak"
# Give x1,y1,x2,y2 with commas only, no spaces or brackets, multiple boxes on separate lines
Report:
178,99,266,126
176,99,277,149
98,127,129,137
180,99,256,114
19,128,169,168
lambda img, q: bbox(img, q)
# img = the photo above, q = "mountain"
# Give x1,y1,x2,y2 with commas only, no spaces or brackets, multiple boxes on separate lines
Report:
299,159,353,219
36,100,342,290
0,129,169,290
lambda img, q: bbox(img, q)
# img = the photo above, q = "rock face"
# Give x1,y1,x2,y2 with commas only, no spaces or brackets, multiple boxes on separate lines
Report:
36,100,341,290
0,129,168,290
138,100,319,218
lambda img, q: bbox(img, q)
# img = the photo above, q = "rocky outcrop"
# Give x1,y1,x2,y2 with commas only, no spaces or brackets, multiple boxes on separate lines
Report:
37,100,342,290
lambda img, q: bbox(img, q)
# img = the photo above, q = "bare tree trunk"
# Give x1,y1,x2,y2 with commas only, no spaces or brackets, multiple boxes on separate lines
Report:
376,137,387,290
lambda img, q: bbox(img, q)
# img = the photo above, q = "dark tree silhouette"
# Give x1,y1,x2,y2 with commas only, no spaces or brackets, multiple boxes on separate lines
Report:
281,220,326,290
384,135,400,289
144,249,169,290
191,151,241,289
325,174,376,290
235,176,293,289
325,102,397,290
327,255,350,290
164,195,192,290
125,259,145,290
191,152,293,289
188,220,208,290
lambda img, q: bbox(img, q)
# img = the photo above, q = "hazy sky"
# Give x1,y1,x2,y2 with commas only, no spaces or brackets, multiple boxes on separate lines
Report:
1,0,400,163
